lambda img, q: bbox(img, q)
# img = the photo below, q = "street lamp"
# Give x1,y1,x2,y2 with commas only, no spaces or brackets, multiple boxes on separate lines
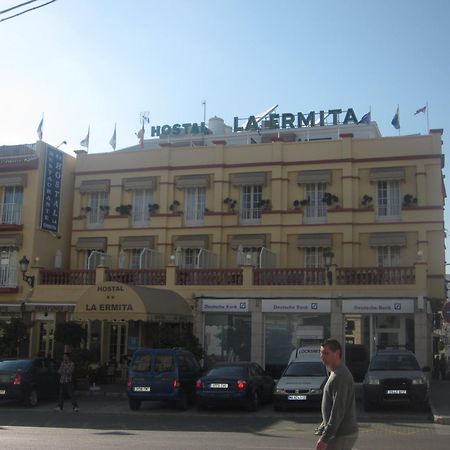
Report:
323,250,334,285
19,256,35,288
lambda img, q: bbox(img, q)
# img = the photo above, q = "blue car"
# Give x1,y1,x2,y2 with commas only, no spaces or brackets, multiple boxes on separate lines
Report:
127,348,201,411
195,362,274,411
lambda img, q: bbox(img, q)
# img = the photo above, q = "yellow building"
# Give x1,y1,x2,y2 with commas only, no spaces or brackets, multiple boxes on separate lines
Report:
1,112,445,376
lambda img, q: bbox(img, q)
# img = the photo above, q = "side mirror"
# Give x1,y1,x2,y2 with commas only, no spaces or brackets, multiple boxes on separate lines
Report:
422,366,431,372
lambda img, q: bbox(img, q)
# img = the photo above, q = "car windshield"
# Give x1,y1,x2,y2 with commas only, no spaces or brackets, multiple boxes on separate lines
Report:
369,354,420,371
284,362,327,377
0,360,33,372
131,354,152,372
206,365,246,378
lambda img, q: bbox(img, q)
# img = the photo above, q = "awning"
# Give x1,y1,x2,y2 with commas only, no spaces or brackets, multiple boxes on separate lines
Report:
230,172,267,186
173,235,209,249
0,174,27,187
76,237,107,251
73,282,192,322
175,175,210,189
297,170,332,184
230,234,266,249
79,179,110,193
297,233,332,248
369,232,407,247
120,236,155,250
0,234,23,248
369,167,405,182
123,176,156,191
22,303,75,313
0,303,22,313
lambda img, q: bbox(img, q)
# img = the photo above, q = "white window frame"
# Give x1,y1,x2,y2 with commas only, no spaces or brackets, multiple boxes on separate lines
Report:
240,185,262,224
304,247,328,268
185,187,206,226
0,248,18,287
132,189,152,227
304,183,327,224
179,248,200,268
377,246,401,267
87,191,108,228
376,180,400,221
1,185,23,225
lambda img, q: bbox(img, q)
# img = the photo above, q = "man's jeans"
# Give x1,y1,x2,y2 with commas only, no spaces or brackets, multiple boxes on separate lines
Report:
58,382,78,410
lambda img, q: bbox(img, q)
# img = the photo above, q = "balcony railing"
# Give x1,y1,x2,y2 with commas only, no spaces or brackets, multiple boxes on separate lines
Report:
40,269,96,285
336,267,415,285
0,203,22,225
254,268,325,285
106,269,166,285
176,268,243,285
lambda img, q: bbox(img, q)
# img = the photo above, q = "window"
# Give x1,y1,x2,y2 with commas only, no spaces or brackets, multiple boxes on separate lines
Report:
132,189,152,227
185,187,206,226
377,180,400,220
0,248,18,287
240,185,262,224
178,248,200,268
304,247,328,268
129,248,142,269
304,183,327,223
1,185,23,224
87,191,108,228
238,247,262,267
84,249,105,269
377,246,400,267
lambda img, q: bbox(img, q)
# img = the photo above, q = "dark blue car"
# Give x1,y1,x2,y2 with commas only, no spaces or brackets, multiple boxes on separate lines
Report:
195,362,274,411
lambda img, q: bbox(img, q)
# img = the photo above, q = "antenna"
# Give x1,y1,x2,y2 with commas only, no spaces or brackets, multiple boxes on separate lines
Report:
140,112,150,125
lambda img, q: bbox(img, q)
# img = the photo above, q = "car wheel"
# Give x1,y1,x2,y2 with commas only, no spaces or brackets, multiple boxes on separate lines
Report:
24,388,38,407
129,399,141,411
247,391,259,412
175,392,188,411
363,397,376,412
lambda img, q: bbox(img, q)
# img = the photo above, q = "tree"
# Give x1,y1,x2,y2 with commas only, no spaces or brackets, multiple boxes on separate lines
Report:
54,321,86,350
0,319,29,358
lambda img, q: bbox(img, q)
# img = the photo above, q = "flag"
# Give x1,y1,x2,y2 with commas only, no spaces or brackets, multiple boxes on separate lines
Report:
359,111,371,124
137,122,145,149
414,106,426,115
36,116,44,140
80,126,90,148
109,124,116,150
391,107,400,130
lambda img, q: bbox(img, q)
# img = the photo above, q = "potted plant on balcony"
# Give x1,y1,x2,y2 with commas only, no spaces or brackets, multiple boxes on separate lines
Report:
402,194,418,208
115,204,132,216
293,198,310,210
148,203,160,215
258,199,271,211
361,195,373,208
99,205,110,215
223,197,237,213
80,206,91,217
322,192,339,208
169,200,180,212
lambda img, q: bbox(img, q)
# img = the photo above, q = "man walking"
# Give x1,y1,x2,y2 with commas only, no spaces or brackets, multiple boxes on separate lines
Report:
55,352,79,412
315,339,358,450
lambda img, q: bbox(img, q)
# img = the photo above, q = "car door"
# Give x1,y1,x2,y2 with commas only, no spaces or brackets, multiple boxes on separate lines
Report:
252,363,273,401
177,353,199,396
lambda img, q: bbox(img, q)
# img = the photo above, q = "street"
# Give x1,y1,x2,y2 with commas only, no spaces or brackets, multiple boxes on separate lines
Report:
0,397,449,449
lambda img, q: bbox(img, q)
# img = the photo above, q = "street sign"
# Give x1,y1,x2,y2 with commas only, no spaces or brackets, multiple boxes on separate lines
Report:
442,302,450,324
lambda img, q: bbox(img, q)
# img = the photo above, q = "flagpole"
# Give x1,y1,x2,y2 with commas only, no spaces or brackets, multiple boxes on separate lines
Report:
398,105,400,136
426,102,429,133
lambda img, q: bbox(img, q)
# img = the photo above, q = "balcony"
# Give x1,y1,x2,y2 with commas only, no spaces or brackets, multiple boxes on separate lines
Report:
38,266,417,287
0,203,22,225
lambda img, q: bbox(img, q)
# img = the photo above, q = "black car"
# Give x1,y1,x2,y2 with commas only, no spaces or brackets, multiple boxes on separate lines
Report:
0,358,60,407
362,348,430,411
195,362,274,411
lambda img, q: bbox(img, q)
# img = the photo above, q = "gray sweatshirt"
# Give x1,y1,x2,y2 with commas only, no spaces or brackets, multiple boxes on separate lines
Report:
320,363,358,443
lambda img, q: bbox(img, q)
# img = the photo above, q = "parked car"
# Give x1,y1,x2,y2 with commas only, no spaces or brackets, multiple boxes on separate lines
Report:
195,362,274,411
362,347,430,411
345,344,370,382
127,348,202,411
274,347,328,411
0,357,60,407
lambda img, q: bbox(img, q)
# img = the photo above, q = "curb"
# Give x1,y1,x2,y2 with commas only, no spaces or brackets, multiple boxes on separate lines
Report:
431,405,450,425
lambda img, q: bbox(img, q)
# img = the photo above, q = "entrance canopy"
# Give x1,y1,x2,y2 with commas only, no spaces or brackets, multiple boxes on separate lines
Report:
73,282,192,322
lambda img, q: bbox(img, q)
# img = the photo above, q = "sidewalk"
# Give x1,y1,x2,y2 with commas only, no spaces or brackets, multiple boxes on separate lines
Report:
429,380,450,425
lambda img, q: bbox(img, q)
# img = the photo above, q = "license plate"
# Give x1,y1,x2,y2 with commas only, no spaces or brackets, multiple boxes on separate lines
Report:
386,389,407,395
210,383,228,389
133,387,151,392
288,395,307,400
0,390,6,395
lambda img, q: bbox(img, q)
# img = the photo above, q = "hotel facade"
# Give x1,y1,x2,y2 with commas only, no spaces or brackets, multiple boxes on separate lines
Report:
0,110,445,375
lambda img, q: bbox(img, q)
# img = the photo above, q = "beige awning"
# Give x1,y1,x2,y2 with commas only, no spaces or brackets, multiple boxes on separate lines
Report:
369,167,405,182
369,232,407,247
79,179,110,193
73,282,192,322
174,235,209,249
0,303,22,313
123,176,156,191
0,174,27,187
76,237,107,251
230,234,266,249
0,234,23,248
230,172,267,186
120,236,155,250
175,175,210,189
297,170,332,184
297,233,332,248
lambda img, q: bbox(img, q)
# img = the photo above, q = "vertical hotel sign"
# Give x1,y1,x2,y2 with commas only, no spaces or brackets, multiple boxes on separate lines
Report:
40,145,64,232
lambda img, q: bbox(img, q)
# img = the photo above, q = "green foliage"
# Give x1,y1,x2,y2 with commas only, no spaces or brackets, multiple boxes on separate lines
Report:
54,321,86,349
0,319,29,358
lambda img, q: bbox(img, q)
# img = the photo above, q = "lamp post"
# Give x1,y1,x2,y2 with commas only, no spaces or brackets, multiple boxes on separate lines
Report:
19,255,35,288
323,250,334,285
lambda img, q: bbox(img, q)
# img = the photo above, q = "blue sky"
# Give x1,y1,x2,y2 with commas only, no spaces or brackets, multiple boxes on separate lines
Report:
1,0,449,258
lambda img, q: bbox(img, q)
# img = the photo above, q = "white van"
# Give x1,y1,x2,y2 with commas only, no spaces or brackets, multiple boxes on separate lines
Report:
274,346,328,411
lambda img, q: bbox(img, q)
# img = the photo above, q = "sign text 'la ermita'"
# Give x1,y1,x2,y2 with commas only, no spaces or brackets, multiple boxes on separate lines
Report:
150,108,363,137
